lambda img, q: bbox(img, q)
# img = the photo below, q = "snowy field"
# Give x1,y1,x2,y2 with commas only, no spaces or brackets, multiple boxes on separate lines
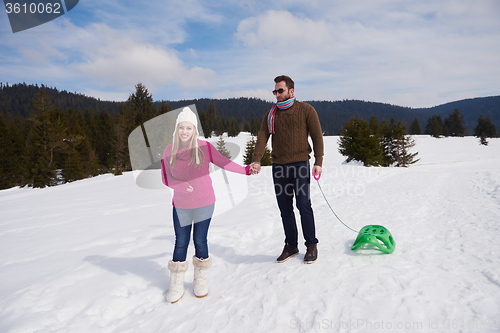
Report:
1,134,499,333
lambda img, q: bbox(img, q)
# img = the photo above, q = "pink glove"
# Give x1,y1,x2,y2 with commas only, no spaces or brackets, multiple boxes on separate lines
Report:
245,164,252,175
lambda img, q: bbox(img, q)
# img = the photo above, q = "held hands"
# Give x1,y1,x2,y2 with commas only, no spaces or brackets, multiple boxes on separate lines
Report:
248,163,320,177
249,162,261,175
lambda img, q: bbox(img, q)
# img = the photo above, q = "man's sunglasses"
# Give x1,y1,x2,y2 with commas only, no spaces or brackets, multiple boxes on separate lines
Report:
272,88,286,95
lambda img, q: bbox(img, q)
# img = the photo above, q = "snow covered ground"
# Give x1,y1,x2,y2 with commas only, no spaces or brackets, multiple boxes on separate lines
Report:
1,134,499,333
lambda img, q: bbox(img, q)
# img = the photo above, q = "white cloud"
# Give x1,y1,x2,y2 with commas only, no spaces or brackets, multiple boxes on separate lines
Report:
80,0,222,45
72,23,217,91
0,19,218,99
1,0,499,107
235,10,334,50
227,2,500,107
0,0,223,101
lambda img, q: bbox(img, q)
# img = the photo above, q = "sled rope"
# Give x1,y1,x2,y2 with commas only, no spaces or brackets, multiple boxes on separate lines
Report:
314,172,373,236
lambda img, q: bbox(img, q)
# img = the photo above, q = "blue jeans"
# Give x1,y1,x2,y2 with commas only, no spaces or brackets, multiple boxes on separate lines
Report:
272,161,318,247
172,204,215,262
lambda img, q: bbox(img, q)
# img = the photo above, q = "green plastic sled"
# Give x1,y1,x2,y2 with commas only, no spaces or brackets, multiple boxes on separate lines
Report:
351,225,395,254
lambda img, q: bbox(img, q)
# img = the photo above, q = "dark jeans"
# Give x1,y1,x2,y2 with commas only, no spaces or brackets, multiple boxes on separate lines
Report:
272,161,318,247
172,204,214,262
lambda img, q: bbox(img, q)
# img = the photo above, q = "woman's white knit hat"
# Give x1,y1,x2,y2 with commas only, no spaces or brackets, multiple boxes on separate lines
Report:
171,107,200,164
175,107,199,133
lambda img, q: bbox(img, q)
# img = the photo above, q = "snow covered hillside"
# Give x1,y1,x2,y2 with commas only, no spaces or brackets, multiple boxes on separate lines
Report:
1,134,499,333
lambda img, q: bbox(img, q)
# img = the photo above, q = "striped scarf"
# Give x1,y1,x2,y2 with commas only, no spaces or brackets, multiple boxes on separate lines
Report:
267,96,296,134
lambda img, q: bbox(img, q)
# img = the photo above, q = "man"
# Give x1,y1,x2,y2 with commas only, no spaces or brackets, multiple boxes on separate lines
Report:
250,75,324,264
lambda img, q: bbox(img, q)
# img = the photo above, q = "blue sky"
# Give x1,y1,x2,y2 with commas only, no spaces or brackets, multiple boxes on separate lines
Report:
1,0,499,107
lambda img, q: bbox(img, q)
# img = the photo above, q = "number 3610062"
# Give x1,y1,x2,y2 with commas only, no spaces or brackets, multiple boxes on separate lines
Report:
5,2,62,14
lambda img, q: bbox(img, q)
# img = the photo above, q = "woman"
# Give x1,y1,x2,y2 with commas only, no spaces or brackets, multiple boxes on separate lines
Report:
161,107,251,303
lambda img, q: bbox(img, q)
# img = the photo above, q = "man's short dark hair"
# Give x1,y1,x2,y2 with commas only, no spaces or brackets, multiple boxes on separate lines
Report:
274,75,294,90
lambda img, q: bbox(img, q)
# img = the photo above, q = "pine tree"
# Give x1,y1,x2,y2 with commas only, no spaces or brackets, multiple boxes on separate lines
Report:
368,115,380,135
474,114,497,146
216,135,231,159
62,146,85,182
444,108,466,136
243,121,251,133
84,107,115,171
126,83,158,126
47,108,72,167
243,136,271,166
212,117,224,137
111,115,129,175
78,136,100,177
380,119,402,167
63,109,99,177
0,113,9,189
383,119,419,167
243,137,256,165
339,116,419,168
338,117,382,166
2,115,27,188
207,101,223,137
425,115,445,138
394,134,419,167
409,117,421,135
98,109,116,169
380,119,418,167
228,117,240,137
159,100,172,114
250,114,261,136
199,109,211,138
112,83,157,173
262,145,272,166
23,90,63,187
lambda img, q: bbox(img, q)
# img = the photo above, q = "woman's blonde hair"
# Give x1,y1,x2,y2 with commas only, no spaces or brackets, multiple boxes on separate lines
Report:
170,124,204,169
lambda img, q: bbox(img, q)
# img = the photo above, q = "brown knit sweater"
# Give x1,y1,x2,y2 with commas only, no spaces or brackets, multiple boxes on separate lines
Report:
253,100,324,166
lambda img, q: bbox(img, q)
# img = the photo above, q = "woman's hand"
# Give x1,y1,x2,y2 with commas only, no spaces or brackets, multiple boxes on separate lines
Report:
249,162,261,175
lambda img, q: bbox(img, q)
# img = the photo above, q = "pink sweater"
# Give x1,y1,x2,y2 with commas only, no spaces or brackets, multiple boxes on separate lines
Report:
161,139,250,209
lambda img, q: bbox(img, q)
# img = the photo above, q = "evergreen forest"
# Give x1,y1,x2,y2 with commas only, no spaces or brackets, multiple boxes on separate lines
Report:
1,82,498,189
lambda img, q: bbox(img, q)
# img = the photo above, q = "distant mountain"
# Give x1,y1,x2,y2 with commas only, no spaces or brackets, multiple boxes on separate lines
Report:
159,96,500,135
310,96,500,134
0,83,123,117
416,96,500,134
1,82,498,135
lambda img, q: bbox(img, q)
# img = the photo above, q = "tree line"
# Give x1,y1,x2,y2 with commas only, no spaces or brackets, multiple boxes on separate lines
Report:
0,82,123,117
1,82,498,189
0,84,261,190
404,108,497,144
338,109,497,167
420,109,496,145
338,116,419,167
5,82,499,136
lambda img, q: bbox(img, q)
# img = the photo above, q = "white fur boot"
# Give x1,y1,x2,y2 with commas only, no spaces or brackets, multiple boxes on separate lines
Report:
192,256,212,298
166,260,188,303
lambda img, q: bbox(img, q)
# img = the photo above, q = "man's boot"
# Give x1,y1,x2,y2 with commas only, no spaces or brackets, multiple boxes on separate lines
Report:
304,244,318,264
277,243,299,263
